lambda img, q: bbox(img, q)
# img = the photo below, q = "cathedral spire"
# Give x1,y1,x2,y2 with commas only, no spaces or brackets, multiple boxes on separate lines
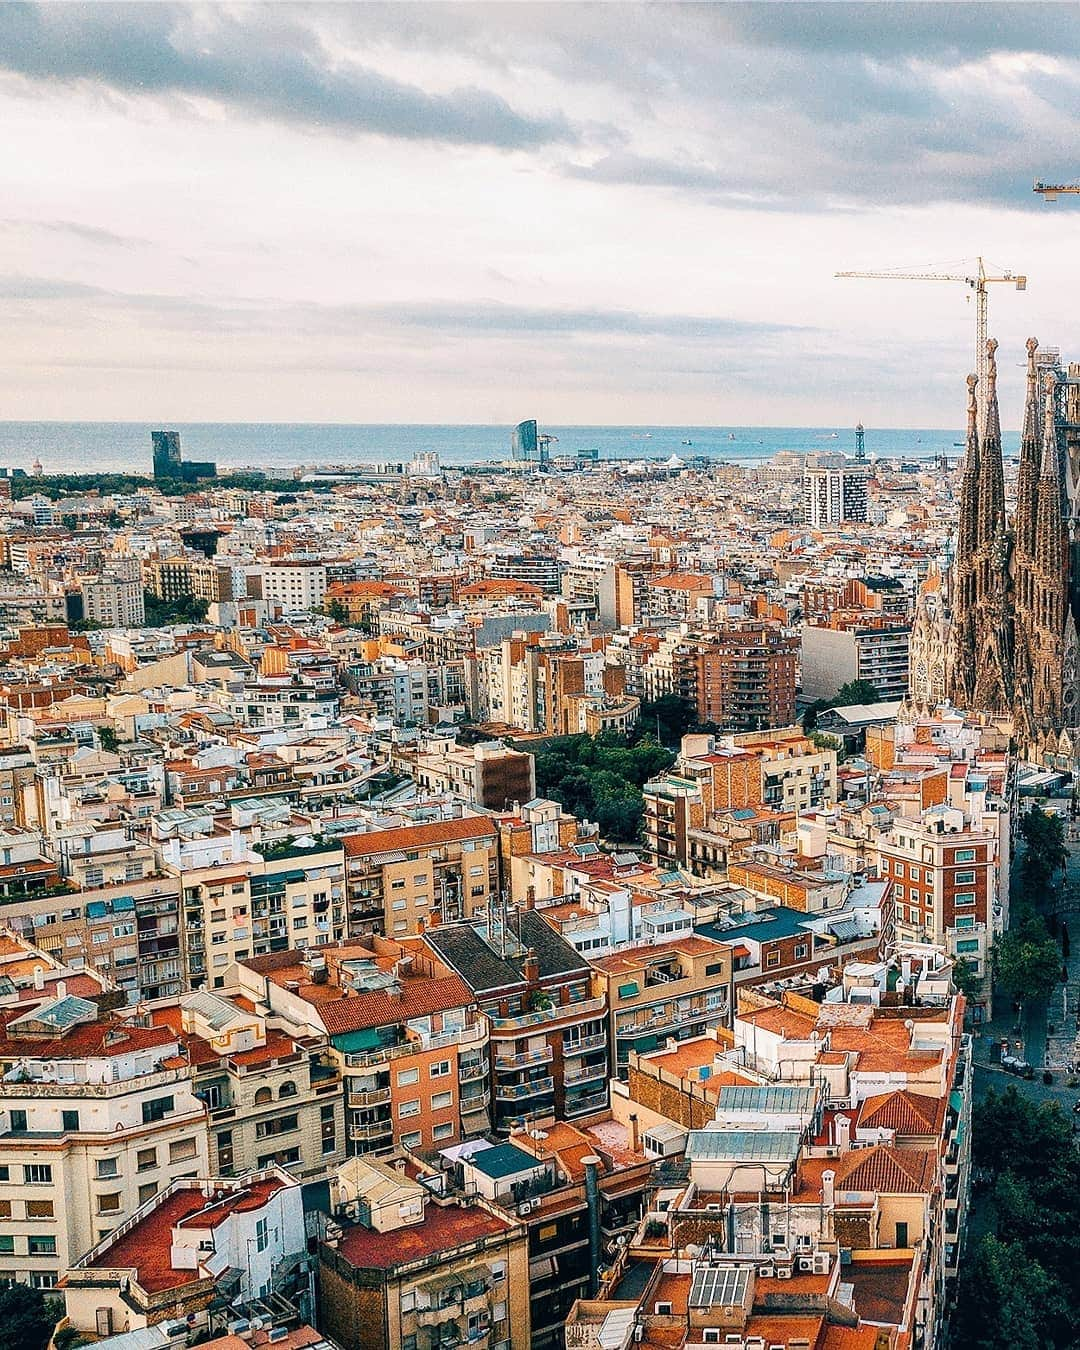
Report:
957,372,980,566
977,338,1006,546
1014,337,1042,567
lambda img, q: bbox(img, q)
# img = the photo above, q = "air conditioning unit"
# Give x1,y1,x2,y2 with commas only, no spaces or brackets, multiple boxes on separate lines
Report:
797,1257,814,1272
813,1254,830,1275
774,1265,792,1280
757,1264,774,1279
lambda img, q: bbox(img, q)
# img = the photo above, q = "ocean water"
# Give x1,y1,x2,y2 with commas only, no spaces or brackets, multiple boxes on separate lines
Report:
0,422,1018,476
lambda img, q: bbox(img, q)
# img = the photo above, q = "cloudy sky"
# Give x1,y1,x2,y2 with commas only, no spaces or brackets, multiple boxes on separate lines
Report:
1,1,1078,426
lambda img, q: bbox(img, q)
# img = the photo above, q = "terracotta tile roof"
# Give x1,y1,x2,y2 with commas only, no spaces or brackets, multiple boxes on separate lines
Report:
836,1144,935,1195
343,816,496,857
856,1089,946,1136
318,974,476,1035
0,1012,176,1061
335,1200,512,1268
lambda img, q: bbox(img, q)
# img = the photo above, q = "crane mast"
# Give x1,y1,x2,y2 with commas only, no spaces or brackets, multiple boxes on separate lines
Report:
835,257,1027,427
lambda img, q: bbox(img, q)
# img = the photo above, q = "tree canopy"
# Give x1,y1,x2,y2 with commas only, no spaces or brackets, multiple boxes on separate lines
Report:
528,731,674,844
143,591,210,627
1018,804,1069,899
991,911,1063,1005
0,1285,61,1350
954,1086,1080,1348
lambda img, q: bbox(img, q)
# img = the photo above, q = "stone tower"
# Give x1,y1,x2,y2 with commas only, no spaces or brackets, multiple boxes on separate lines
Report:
948,342,1013,714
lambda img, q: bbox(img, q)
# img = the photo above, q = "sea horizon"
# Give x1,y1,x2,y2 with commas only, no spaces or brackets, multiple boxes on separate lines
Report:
0,420,1004,477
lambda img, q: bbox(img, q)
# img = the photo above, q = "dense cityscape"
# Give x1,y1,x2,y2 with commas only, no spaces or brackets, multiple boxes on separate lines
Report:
4,5,1080,1350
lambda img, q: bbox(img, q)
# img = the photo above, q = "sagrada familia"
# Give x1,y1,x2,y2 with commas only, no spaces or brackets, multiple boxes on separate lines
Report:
908,337,1080,766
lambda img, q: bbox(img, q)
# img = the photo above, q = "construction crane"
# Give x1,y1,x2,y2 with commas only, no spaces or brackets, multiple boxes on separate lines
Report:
835,257,1027,419
1034,180,1080,201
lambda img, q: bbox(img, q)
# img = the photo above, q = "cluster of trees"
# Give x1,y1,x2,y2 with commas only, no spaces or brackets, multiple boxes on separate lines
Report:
142,591,210,627
990,806,1070,1006
953,1086,1080,1348
0,1285,61,1350
529,731,674,844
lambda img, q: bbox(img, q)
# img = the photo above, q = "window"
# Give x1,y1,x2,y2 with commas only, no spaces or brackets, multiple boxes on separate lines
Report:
0,1202,9,1219
401,1131,422,1149
765,951,781,968
255,1115,298,1139
169,1138,197,1163
24,1165,52,1185
141,1095,174,1125
793,944,808,961
399,1099,420,1118
136,1148,156,1172
397,1068,419,1087
413,875,427,887
138,1182,158,1205
256,1217,269,1253
26,1200,52,1218
895,863,905,878
62,1110,80,1132
254,1087,273,1105
431,1091,452,1110
955,939,980,954
97,1194,121,1215
705,961,724,976
30,1274,57,1289
955,916,975,930
0,1237,12,1255
955,871,976,885
95,1158,119,1179
10,1111,27,1132
954,893,976,907
954,849,976,863
392,900,407,912
429,1061,451,1079
432,1122,454,1140
391,879,406,890
278,1081,298,1099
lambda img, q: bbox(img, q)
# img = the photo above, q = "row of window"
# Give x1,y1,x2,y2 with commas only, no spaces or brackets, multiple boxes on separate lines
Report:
398,1091,454,1117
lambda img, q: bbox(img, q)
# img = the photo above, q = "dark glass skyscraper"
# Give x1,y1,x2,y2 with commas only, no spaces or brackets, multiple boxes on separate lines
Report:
152,429,182,479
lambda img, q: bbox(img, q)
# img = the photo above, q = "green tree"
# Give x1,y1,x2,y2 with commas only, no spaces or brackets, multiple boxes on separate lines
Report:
0,1285,62,1350
322,597,350,624
637,694,698,747
953,1236,1065,1350
142,591,210,627
992,915,1063,1004
1019,804,1069,898
951,955,983,1000
98,725,119,753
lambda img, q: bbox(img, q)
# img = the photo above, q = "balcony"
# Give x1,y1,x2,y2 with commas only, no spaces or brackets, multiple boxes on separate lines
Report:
349,1087,391,1107
564,1060,607,1086
563,1033,606,1056
350,1119,393,1141
494,1077,554,1102
564,1090,609,1116
460,1087,491,1111
459,1061,487,1083
344,1023,485,1069
487,996,606,1032
494,1045,552,1071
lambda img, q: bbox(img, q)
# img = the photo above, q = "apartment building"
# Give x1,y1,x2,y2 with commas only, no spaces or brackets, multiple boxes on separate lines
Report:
176,834,346,990
588,935,734,1078
319,1167,530,1350
152,989,344,1180
0,993,209,1290
235,940,491,1156
690,625,798,731
802,619,911,701
64,1169,306,1337
411,739,537,812
424,914,610,1130
878,804,998,999
81,578,145,629
343,816,499,936
644,729,836,869
257,562,328,615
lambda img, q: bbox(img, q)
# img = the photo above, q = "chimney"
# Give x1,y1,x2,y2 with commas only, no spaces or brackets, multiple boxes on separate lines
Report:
33,966,44,991
822,1169,835,1209
834,1113,851,1151
56,981,66,1000
523,949,539,986
525,885,536,911
628,1112,640,1153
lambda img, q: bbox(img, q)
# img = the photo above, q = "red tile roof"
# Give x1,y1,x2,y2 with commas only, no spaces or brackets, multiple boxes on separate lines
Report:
343,816,496,857
836,1144,935,1195
318,974,476,1035
335,1200,513,1269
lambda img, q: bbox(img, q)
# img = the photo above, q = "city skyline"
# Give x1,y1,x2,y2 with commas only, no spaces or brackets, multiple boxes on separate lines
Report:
3,2,1080,425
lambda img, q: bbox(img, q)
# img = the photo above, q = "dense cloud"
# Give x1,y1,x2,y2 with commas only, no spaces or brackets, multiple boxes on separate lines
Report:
0,3,577,149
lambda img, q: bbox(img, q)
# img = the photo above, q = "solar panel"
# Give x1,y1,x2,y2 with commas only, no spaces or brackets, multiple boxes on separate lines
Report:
688,1265,749,1308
